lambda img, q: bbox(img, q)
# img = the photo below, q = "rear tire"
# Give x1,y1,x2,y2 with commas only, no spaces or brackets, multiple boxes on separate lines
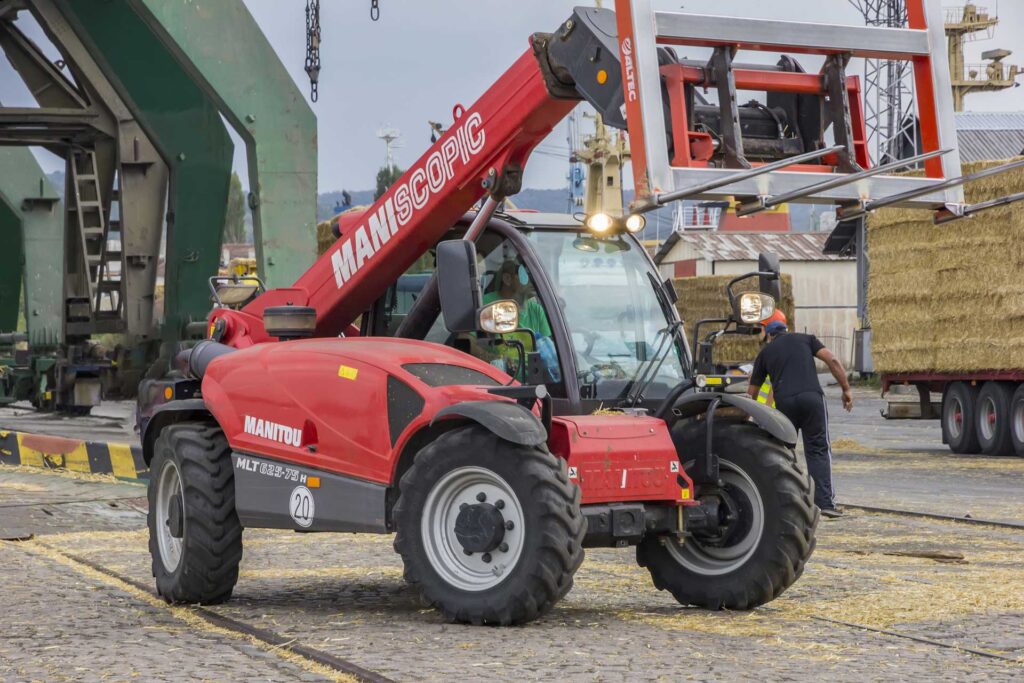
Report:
638,420,818,610
1011,384,1024,457
977,382,1015,456
942,382,980,454
393,425,584,625
148,423,242,604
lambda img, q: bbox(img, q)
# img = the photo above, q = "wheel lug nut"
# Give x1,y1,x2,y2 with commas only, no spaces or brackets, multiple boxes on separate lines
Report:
482,553,492,563
460,503,468,511
495,499,505,510
463,548,473,556
505,521,515,530
476,492,487,502
498,542,509,552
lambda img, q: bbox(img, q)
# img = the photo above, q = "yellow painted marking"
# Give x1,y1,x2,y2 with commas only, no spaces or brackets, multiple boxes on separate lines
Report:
16,434,90,472
108,443,138,479
337,365,358,380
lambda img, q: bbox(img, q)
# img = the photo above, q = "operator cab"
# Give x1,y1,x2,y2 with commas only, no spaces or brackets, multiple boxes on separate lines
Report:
364,211,690,416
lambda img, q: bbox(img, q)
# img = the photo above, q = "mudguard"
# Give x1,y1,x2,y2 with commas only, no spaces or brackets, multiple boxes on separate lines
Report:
670,392,798,447
432,400,547,447
140,398,211,464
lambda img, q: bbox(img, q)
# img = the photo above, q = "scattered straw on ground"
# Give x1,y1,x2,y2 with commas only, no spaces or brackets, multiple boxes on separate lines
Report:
0,462,142,486
17,540,358,683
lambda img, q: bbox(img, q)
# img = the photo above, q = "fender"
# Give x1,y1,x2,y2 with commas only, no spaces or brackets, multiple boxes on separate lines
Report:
140,398,211,465
669,392,798,447
432,400,547,447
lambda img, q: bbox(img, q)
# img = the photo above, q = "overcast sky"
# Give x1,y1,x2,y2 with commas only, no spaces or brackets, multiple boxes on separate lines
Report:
242,0,1024,192
7,1,1024,193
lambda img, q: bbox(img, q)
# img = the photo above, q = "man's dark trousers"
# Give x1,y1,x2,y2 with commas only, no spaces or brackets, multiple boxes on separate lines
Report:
775,391,834,510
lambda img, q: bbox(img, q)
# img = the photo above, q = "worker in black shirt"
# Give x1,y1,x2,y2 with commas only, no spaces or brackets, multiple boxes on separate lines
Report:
747,319,853,518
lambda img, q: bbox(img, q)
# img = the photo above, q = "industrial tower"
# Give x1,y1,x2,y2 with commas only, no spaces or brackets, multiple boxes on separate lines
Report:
945,3,1021,111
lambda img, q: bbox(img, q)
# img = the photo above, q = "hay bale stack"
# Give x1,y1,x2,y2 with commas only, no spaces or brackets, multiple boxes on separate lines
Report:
316,217,337,256
868,158,1024,374
673,274,795,363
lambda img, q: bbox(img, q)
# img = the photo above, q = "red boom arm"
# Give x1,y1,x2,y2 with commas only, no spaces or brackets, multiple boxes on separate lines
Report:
212,47,577,347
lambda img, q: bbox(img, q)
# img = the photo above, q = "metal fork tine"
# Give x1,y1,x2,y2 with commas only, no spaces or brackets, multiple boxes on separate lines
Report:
934,190,1024,225
735,149,950,217
654,145,845,206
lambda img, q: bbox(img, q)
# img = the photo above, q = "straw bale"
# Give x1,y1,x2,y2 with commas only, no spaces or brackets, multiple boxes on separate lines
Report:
316,217,337,256
868,158,1024,373
673,274,795,363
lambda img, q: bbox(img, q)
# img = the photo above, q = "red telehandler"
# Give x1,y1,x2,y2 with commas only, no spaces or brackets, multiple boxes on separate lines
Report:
138,2,1018,624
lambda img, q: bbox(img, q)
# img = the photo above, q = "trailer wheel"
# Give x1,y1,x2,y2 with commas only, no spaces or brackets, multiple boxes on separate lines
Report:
638,421,817,610
942,382,981,454
393,425,584,625
977,382,1014,456
1010,384,1024,457
148,423,242,604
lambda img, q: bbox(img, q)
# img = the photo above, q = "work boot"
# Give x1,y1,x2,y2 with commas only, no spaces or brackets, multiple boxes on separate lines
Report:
820,507,844,519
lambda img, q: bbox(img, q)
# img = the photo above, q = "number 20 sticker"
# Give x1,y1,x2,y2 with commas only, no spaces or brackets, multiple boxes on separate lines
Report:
290,485,315,528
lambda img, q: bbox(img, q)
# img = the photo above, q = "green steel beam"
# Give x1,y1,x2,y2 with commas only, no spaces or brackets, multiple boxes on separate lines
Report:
0,148,63,347
0,189,23,333
53,0,233,340
129,0,318,287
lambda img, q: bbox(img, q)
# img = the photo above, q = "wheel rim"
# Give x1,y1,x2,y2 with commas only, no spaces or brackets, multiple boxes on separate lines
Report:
947,395,964,440
979,396,997,441
1014,400,1024,445
155,458,184,572
421,466,525,592
666,459,764,576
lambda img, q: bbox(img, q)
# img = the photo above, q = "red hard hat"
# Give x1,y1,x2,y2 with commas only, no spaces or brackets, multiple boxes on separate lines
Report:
763,309,788,327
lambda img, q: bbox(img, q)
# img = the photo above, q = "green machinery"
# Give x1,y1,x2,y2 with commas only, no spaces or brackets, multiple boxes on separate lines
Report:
0,0,317,411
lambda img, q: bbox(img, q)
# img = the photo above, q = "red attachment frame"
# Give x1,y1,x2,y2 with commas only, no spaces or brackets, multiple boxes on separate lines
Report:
660,64,870,170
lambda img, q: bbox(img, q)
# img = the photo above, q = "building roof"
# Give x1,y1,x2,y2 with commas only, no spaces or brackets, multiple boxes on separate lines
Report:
655,231,852,265
955,112,1024,163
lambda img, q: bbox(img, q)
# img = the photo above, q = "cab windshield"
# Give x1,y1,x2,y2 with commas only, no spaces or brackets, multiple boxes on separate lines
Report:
524,230,688,402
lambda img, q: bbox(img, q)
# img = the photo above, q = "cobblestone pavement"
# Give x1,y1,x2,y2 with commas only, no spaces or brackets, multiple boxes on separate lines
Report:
3,392,1024,681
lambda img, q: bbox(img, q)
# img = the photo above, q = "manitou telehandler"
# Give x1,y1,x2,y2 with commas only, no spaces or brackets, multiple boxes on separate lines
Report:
138,2,1023,624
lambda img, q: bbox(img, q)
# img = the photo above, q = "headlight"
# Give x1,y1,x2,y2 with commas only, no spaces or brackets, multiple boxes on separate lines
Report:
479,300,519,334
738,292,776,324
585,212,614,234
624,214,646,233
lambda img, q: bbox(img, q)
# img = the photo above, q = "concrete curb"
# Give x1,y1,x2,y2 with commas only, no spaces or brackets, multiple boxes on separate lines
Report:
0,429,147,481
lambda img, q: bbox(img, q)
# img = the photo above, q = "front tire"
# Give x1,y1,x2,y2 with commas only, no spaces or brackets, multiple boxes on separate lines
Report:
147,423,242,604
638,420,817,610
393,425,584,625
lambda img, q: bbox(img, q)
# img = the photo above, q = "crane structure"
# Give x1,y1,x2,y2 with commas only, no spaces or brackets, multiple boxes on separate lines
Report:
945,3,1022,111
139,0,1024,626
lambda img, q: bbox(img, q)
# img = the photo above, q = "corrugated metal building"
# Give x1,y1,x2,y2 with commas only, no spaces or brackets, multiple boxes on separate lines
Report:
955,112,1024,163
655,232,857,363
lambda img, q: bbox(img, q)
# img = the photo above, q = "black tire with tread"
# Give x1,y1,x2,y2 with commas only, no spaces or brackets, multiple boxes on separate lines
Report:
637,420,818,610
1010,384,1024,457
943,382,981,454
977,382,1015,456
393,425,585,625
148,423,243,604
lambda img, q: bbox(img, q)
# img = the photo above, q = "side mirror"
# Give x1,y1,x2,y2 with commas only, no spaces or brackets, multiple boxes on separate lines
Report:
436,240,519,334
758,252,782,302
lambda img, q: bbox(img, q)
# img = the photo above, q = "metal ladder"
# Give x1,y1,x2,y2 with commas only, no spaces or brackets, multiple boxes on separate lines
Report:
69,149,122,320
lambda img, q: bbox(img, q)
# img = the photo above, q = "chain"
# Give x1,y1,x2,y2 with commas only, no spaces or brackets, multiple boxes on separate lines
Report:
304,0,321,102
370,0,380,21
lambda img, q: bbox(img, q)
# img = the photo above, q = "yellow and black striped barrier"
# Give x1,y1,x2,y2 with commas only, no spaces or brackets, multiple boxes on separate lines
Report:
0,429,147,481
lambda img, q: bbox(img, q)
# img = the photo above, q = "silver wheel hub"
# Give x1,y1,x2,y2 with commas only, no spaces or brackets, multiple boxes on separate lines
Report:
947,396,964,439
421,466,525,592
1014,401,1024,444
980,397,997,441
667,459,765,576
155,459,185,572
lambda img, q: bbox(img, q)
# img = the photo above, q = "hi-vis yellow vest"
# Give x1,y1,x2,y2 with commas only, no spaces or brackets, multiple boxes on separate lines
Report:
757,375,775,408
